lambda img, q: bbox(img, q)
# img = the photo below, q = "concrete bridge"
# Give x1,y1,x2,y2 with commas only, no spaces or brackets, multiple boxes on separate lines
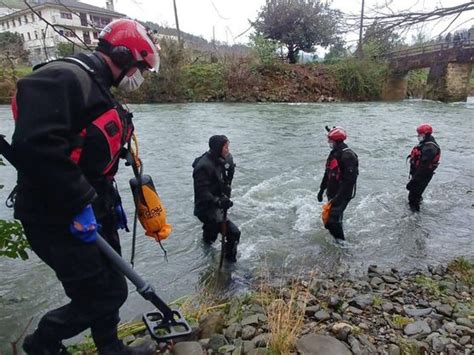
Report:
382,40,474,102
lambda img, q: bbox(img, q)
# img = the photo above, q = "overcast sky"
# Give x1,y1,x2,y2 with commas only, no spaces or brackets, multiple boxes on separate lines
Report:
82,0,473,45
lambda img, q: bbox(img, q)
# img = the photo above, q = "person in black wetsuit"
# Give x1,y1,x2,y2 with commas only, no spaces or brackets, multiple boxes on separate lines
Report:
406,123,441,212
192,135,240,262
317,126,358,241
10,19,161,355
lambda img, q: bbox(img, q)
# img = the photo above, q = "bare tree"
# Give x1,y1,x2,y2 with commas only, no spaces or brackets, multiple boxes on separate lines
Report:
346,1,474,40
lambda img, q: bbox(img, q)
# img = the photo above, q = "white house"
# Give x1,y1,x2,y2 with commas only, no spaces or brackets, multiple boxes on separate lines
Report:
0,0,125,64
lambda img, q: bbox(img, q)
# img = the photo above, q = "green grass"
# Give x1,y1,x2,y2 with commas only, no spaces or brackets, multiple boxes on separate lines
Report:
448,257,474,287
392,315,412,328
397,337,421,355
372,295,383,308
414,275,442,296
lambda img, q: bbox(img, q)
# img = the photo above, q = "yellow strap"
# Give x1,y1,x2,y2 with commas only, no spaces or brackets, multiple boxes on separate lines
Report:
130,132,142,171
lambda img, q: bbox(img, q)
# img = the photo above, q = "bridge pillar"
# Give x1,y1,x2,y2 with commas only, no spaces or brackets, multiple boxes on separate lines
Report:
382,71,408,101
424,62,473,102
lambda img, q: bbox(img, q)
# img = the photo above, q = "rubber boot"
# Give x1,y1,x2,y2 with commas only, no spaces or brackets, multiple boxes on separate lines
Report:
23,333,70,355
97,339,156,355
409,201,420,212
224,240,238,262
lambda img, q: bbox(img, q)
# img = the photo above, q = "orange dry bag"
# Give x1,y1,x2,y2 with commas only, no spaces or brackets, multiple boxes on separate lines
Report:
130,174,172,241
321,201,333,226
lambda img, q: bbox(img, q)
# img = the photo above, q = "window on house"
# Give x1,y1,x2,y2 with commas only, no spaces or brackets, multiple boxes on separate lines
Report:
41,29,45,38
93,31,99,39
12,19,16,27
31,13,35,22
21,33,24,40
91,16,111,27
38,11,42,17
6,21,10,29
24,15,28,23
18,17,21,25
80,13,87,26
60,12,73,20
83,31,91,44
34,31,38,39
27,32,31,40
64,30,75,37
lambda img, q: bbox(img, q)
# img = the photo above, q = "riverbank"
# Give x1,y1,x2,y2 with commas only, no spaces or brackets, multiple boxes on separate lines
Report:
2,59,473,104
0,59,431,104
67,257,473,354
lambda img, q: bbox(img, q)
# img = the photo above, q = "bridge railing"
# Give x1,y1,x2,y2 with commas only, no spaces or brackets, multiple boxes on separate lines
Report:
382,39,474,60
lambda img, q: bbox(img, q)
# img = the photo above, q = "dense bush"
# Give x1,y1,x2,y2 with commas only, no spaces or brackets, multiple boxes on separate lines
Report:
329,58,388,100
182,63,225,101
0,158,30,260
407,69,429,98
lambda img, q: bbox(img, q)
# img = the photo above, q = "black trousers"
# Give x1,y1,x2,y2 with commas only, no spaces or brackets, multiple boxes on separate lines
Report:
199,218,241,261
408,174,433,211
325,198,351,240
21,221,128,350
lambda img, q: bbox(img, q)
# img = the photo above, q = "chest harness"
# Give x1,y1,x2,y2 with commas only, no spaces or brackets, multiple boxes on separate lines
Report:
408,141,441,172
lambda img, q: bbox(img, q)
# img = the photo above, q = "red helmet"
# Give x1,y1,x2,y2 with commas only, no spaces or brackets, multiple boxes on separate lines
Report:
99,19,160,72
416,123,433,135
327,126,347,142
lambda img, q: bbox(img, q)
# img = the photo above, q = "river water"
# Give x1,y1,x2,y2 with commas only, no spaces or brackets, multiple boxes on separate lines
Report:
0,100,473,350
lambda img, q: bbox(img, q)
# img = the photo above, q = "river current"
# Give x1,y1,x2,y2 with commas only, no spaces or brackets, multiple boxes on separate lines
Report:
0,100,473,349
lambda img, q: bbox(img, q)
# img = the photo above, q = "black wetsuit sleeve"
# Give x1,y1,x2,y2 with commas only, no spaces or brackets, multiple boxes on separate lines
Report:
12,67,96,216
193,163,219,206
336,151,358,200
319,156,329,191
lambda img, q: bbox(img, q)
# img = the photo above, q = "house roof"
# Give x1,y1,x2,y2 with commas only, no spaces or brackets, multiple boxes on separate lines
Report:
0,0,125,19
43,0,125,16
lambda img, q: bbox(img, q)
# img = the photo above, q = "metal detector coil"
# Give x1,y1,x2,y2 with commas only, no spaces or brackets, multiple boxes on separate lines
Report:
95,235,192,341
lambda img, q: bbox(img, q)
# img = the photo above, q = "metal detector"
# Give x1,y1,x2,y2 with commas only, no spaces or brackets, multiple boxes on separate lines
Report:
96,234,192,341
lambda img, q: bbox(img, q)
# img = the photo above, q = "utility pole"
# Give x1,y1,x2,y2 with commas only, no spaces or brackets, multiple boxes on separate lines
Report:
173,0,182,46
357,0,365,58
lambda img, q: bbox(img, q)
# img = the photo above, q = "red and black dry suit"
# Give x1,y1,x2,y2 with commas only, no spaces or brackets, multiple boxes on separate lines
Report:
11,53,133,351
406,135,440,211
319,142,358,240
192,152,240,261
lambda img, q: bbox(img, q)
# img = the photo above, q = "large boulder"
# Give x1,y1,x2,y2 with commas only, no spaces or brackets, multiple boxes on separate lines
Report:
172,341,204,355
296,334,352,355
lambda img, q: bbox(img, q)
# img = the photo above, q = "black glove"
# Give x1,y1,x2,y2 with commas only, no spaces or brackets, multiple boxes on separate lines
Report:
406,180,414,191
217,196,233,210
317,189,324,202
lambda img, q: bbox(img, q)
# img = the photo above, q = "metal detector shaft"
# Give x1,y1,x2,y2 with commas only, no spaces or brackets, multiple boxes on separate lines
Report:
0,135,16,166
96,234,174,321
218,209,228,269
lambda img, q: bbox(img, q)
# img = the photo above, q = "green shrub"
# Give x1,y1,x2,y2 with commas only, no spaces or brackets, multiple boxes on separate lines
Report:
0,220,29,260
182,63,225,101
407,69,428,98
329,58,388,100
